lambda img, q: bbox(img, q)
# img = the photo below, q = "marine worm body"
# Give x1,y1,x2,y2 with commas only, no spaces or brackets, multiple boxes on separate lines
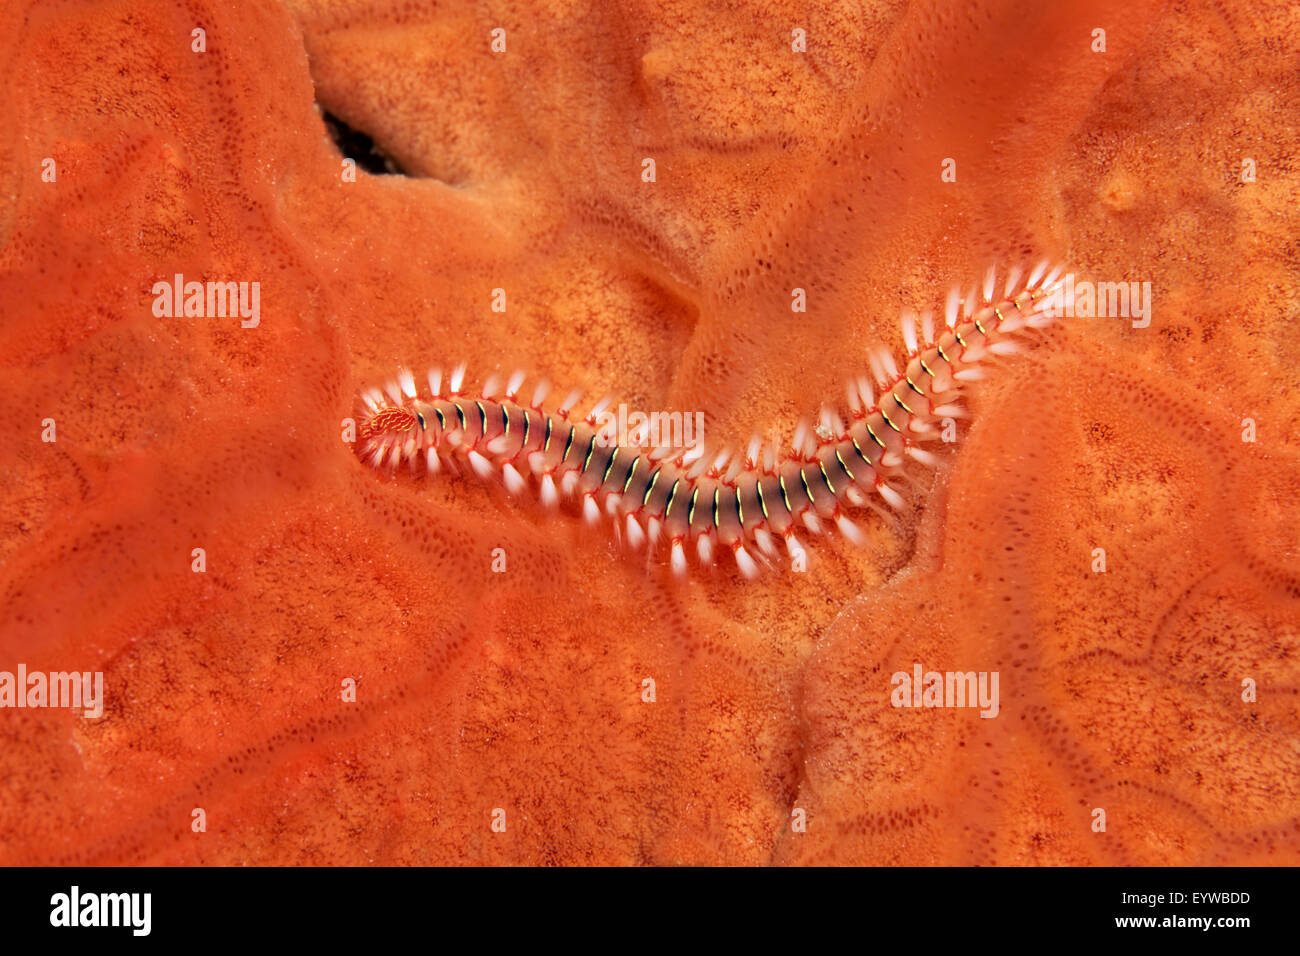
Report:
355,262,1069,577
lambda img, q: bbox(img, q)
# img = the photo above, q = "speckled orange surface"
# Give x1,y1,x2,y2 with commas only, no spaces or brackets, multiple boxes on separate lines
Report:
1,0,1297,865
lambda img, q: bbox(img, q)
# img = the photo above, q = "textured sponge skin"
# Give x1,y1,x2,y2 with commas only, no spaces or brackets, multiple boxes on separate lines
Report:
0,0,1297,865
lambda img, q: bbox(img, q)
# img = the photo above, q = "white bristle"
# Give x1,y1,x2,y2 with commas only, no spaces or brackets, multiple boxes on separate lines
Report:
670,539,687,577
989,340,1022,356
625,514,645,549
901,310,918,354
502,463,526,495
847,381,863,415
604,494,621,516
449,364,466,394
540,473,558,508
386,443,401,469
921,310,935,346
531,380,550,407
428,369,442,397
754,527,777,557
398,368,416,398
784,533,806,566
856,375,874,409
945,286,961,328
481,375,500,398
697,533,714,566
467,450,493,479
402,438,416,462
1027,259,1050,289
506,370,525,397
868,350,888,387
734,545,758,578
802,511,823,534
792,421,809,457
835,514,866,545
906,445,941,467
983,266,997,304
558,389,582,416
646,516,662,548
586,396,611,423
954,368,985,383
800,425,818,457
878,347,899,380
1042,263,1065,291
582,494,600,525
931,403,968,418
425,448,440,474
384,381,402,404
876,482,905,510
1003,266,1023,298
845,485,866,506
881,451,904,468
560,470,579,497
746,436,761,466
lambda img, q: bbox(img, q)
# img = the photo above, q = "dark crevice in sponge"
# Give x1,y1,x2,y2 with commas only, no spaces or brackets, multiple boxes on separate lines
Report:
322,109,408,176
